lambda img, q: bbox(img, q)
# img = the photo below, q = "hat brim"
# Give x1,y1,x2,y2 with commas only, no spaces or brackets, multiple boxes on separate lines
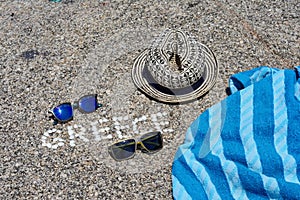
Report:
132,44,218,104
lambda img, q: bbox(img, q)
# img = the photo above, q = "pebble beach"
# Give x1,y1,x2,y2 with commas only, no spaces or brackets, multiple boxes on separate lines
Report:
1,1,299,199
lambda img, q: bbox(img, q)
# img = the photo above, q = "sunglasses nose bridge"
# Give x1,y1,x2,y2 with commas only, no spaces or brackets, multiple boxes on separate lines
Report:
136,140,142,147
72,101,79,109
136,137,142,143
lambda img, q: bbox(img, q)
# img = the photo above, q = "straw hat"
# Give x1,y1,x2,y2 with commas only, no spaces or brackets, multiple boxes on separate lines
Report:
132,29,218,103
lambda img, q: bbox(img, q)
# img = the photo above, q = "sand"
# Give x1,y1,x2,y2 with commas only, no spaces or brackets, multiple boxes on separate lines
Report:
0,0,299,199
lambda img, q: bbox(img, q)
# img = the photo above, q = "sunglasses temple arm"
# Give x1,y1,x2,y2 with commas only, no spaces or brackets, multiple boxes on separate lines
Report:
137,142,150,152
48,109,59,125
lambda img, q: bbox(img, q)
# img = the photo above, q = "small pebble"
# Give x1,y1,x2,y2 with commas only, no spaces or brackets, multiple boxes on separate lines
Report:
42,142,47,147
160,121,166,125
69,134,75,140
57,142,64,146
120,125,126,129
79,127,86,132
154,122,160,126
116,130,122,135
163,128,174,132
105,90,111,95
94,136,101,141
70,140,75,147
92,126,98,131
67,127,73,135
116,131,123,139
123,115,129,120
99,128,105,132
133,125,137,131
115,121,121,126
41,136,47,141
79,136,89,142
156,112,162,117
106,134,113,139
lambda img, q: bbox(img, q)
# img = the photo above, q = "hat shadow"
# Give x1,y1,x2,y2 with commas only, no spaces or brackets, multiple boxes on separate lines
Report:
140,67,209,105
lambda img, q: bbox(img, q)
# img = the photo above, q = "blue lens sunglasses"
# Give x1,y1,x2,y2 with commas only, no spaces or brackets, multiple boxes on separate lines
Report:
49,94,102,125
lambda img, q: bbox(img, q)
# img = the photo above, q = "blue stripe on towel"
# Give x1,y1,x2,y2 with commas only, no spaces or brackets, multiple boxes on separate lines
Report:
172,66,300,199
190,111,210,158
172,175,193,200
252,72,282,199
237,164,268,199
173,148,207,199
285,69,300,183
222,93,248,166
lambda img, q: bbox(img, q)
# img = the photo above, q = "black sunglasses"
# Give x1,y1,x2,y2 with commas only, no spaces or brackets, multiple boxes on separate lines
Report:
108,131,163,161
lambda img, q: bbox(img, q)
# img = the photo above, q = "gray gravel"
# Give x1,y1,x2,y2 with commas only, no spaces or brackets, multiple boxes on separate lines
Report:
1,0,299,199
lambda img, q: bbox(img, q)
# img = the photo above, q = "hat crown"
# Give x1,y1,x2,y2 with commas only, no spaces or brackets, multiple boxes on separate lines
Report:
146,30,205,89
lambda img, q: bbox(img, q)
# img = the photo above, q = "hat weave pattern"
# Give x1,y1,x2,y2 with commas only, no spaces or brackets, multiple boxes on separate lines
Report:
146,30,205,89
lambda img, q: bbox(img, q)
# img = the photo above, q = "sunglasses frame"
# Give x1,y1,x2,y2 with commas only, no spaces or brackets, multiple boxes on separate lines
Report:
108,131,163,161
49,94,102,125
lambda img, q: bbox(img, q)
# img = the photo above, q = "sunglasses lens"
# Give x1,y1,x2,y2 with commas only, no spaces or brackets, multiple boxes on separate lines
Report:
52,103,73,122
141,132,163,152
109,139,136,161
78,95,98,113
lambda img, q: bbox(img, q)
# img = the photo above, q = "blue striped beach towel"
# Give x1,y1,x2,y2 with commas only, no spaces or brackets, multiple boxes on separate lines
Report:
172,66,300,199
